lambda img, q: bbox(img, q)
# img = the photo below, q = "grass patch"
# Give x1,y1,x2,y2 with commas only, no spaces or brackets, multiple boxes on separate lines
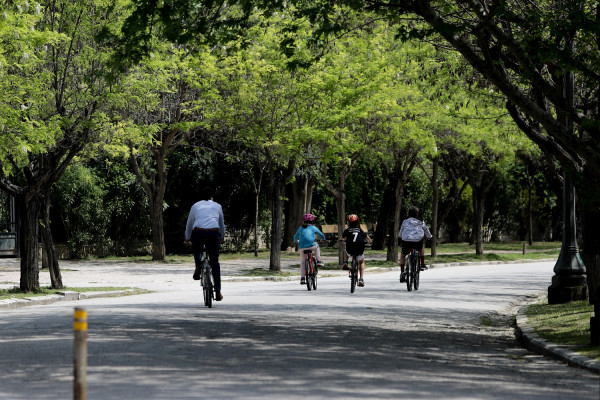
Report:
430,251,559,264
437,241,560,252
243,269,296,277
0,286,146,301
366,259,400,269
78,241,561,265
526,298,599,361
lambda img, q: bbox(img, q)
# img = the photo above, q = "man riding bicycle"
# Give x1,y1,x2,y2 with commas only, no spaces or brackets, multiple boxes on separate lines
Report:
184,186,226,301
399,206,432,283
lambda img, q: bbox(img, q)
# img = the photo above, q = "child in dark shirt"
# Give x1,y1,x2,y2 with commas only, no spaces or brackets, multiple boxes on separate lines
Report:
340,214,372,287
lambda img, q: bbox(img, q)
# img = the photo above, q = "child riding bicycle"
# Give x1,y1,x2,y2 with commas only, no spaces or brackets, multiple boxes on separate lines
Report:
293,213,326,285
399,206,432,283
340,214,372,287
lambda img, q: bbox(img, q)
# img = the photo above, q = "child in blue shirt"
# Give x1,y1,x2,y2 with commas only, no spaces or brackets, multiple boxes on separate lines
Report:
293,213,326,285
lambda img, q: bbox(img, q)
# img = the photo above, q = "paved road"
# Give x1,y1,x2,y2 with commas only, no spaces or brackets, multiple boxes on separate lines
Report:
0,260,598,399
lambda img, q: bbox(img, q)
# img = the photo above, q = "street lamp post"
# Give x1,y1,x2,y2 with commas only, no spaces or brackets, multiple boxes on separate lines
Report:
548,64,588,304
548,174,587,304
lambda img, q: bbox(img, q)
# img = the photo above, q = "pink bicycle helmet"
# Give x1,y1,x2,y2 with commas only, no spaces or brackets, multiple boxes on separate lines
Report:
303,213,315,222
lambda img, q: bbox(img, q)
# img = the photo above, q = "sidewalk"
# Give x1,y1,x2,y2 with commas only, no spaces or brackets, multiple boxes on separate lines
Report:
1,256,598,375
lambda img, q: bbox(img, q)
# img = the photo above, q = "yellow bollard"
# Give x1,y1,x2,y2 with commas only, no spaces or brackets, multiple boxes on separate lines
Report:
73,308,87,400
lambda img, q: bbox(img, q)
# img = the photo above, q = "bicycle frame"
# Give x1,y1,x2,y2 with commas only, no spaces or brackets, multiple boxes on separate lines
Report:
199,246,214,307
304,249,317,291
305,250,314,275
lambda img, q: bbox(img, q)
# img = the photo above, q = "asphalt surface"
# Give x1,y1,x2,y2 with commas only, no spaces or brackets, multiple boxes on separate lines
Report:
0,256,598,399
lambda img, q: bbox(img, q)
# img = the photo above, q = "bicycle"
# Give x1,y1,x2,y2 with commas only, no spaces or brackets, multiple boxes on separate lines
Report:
199,246,215,307
303,249,318,291
404,248,420,291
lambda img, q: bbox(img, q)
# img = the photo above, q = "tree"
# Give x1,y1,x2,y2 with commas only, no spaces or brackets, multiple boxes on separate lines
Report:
0,0,120,291
212,14,308,270
115,42,222,261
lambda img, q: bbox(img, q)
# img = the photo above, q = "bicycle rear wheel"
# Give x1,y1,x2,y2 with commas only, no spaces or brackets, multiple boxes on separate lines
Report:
312,272,317,290
406,255,413,292
350,258,358,293
202,261,213,308
306,258,312,291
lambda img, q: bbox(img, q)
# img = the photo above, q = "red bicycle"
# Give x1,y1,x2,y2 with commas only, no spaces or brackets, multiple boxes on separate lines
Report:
303,249,318,291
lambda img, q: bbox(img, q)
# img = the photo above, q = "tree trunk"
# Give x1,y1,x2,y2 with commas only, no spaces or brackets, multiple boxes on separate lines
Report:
435,180,468,244
303,178,313,213
469,167,494,256
473,190,485,256
283,177,311,251
321,162,349,265
254,188,260,257
130,149,167,262
150,201,166,261
41,194,63,289
386,180,404,263
269,172,285,271
431,156,439,257
250,164,264,257
528,181,534,245
19,194,42,292
335,193,346,265
385,154,417,262
372,185,395,250
253,175,262,257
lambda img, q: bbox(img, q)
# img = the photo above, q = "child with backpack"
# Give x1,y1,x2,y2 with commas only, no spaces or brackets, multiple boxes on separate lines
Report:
340,214,372,287
399,206,432,282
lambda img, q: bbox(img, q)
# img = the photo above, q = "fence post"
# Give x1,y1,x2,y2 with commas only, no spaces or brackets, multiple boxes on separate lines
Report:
73,308,87,400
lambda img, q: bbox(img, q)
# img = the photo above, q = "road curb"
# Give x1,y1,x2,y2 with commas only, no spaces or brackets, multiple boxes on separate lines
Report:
516,297,600,375
0,289,142,309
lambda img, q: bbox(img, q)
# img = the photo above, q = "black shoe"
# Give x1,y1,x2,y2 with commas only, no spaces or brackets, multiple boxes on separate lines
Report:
358,279,364,287
193,266,201,280
420,264,428,271
400,272,406,283
215,291,223,301
342,263,349,270
301,277,306,285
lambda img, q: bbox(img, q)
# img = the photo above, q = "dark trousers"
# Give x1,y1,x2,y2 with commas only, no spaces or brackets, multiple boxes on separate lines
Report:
191,230,222,291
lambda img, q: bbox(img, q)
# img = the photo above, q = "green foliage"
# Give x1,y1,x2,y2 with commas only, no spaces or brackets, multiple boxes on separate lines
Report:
403,168,433,222
52,164,112,257
99,160,151,243
51,159,152,257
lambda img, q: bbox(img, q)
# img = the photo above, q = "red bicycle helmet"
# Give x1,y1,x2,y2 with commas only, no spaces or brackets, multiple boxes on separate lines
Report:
348,214,359,223
303,213,315,222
